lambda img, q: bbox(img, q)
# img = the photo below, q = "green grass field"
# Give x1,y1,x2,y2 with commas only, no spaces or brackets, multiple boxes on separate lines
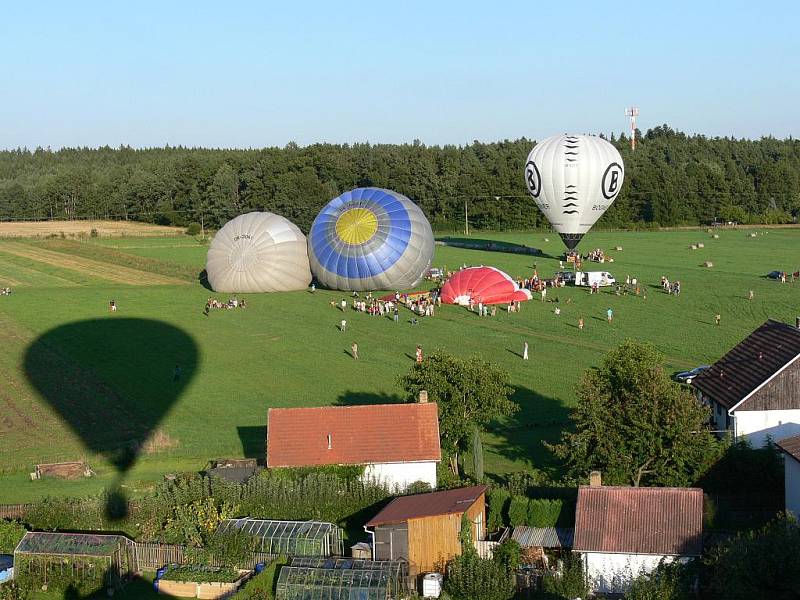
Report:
0,228,798,503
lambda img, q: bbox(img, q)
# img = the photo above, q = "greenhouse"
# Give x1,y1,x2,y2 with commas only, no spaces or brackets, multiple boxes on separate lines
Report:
14,532,134,594
275,558,408,600
217,518,344,556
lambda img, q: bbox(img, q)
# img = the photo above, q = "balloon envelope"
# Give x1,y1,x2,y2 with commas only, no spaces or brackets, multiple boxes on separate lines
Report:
440,266,532,305
524,134,624,249
206,212,312,293
308,188,434,291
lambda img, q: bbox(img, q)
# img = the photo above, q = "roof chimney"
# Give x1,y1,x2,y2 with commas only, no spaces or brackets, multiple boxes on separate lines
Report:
327,434,332,450
418,390,428,404
589,471,602,487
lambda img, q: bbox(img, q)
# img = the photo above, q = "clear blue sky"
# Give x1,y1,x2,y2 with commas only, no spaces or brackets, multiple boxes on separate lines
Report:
1,0,798,149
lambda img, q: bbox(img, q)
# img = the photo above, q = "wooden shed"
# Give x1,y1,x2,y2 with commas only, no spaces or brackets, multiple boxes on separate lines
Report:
365,485,486,574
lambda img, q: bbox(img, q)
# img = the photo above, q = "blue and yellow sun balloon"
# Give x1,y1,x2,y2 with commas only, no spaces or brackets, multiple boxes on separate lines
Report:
308,188,434,291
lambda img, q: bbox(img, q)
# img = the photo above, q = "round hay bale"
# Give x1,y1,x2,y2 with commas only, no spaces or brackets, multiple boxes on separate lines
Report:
698,242,705,248
712,234,720,239
614,245,623,251
690,244,698,250
703,261,714,268
749,233,757,238
544,237,550,242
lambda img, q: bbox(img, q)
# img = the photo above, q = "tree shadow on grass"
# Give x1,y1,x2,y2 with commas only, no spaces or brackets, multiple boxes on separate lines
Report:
24,318,198,519
334,390,405,406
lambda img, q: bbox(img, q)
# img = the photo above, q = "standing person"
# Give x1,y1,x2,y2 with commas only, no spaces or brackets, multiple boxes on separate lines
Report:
340,319,347,332
172,365,182,382
393,307,399,322
523,341,529,360
749,289,754,301
340,298,347,311
351,342,359,360
541,287,547,302
715,313,721,326
606,307,613,323
310,283,315,293
578,316,584,331
415,345,423,363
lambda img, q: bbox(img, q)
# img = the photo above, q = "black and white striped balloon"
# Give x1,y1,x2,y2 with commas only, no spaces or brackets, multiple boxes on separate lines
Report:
524,134,624,249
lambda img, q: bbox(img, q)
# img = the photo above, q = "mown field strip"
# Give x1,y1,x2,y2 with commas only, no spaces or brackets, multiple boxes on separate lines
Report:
0,255,83,287
0,242,189,286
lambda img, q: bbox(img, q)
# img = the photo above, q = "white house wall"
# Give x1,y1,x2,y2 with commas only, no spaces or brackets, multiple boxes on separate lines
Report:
733,409,800,447
362,461,437,491
583,552,687,594
786,456,800,518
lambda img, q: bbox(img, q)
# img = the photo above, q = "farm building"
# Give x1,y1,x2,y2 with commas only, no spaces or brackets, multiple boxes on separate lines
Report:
217,518,344,556
14,532,134,594
365,485,487,574
693,319,800,447
572,483,703,595
266,398,441,490
511,526,574,568
275,557,408,600
777,434,800,518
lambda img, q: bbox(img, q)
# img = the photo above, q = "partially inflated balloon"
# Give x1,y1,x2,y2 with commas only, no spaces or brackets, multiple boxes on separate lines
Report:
206,212,311,292
308,188,434,291
524,134,624,249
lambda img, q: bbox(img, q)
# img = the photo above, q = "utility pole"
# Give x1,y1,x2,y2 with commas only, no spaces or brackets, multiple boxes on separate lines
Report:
625,107,640,151
464,200,469,236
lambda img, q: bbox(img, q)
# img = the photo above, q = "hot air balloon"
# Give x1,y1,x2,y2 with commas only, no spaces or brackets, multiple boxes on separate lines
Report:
206,212,312,293
440,266,532,305
524,134,624,249
307,188,434,291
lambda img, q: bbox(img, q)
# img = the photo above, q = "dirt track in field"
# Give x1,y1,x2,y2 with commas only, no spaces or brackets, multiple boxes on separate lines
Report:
0,220,183,238
0,242,188,286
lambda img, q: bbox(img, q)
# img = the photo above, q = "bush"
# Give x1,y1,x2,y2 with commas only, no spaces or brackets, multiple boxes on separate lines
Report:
237,556,289,600
487,488,510,531
491,539,521,573
541,552,588,600
625,560,695,600
90,228,99,238
0,520,26,553
0,581,29,600
508,496,529,527
186,222,202,235
161,565,240,583
527,498,563,527
445,551,515,600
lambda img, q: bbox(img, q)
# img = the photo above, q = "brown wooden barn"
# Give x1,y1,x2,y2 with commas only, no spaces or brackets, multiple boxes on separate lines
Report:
365,485,486,574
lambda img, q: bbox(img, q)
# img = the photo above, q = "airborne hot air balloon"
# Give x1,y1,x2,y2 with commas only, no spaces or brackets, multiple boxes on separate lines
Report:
524,134,624,249
307,188,434,291
206,212,312,293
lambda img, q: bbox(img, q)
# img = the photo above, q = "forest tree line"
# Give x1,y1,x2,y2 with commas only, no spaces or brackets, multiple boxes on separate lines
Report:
0,125,798,232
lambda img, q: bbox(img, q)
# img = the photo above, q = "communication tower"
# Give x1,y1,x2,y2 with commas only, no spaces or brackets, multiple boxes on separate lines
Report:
625,107,640,151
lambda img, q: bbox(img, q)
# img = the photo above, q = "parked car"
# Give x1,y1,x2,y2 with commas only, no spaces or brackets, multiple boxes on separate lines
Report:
674,365,710,385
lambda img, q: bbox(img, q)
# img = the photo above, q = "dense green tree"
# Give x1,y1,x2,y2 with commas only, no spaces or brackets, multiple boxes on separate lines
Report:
0,127,798,230
398,350,517,475
703,514,800,599
548,341,724,487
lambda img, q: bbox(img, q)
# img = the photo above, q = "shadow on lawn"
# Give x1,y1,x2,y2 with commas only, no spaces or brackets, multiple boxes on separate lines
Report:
485,384,570,473
237,425,266,463
334,390,405,406
24,318,198,519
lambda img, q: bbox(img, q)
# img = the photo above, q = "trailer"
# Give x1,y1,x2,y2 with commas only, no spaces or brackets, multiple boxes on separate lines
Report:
574,271,615,287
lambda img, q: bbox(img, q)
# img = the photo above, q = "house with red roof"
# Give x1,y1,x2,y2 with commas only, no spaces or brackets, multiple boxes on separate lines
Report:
266,396,441,491
573,478,703,594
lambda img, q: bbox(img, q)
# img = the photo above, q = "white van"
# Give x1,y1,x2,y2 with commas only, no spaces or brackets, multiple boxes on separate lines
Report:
574,271,615,287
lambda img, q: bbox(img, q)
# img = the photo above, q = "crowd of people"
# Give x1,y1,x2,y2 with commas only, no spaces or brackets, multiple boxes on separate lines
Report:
204,296,247,315
586,248,606,262
660,276,682,296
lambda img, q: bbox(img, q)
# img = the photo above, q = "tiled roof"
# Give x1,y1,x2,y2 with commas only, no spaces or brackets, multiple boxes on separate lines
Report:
777,434,800,462
366,485,487,526
573,486,703,556
692,319,800,410
266,403,441,467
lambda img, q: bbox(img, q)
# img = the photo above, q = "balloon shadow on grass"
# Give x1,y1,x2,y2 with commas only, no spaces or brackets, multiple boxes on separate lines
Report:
24,318,198,520
198,268,213,291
